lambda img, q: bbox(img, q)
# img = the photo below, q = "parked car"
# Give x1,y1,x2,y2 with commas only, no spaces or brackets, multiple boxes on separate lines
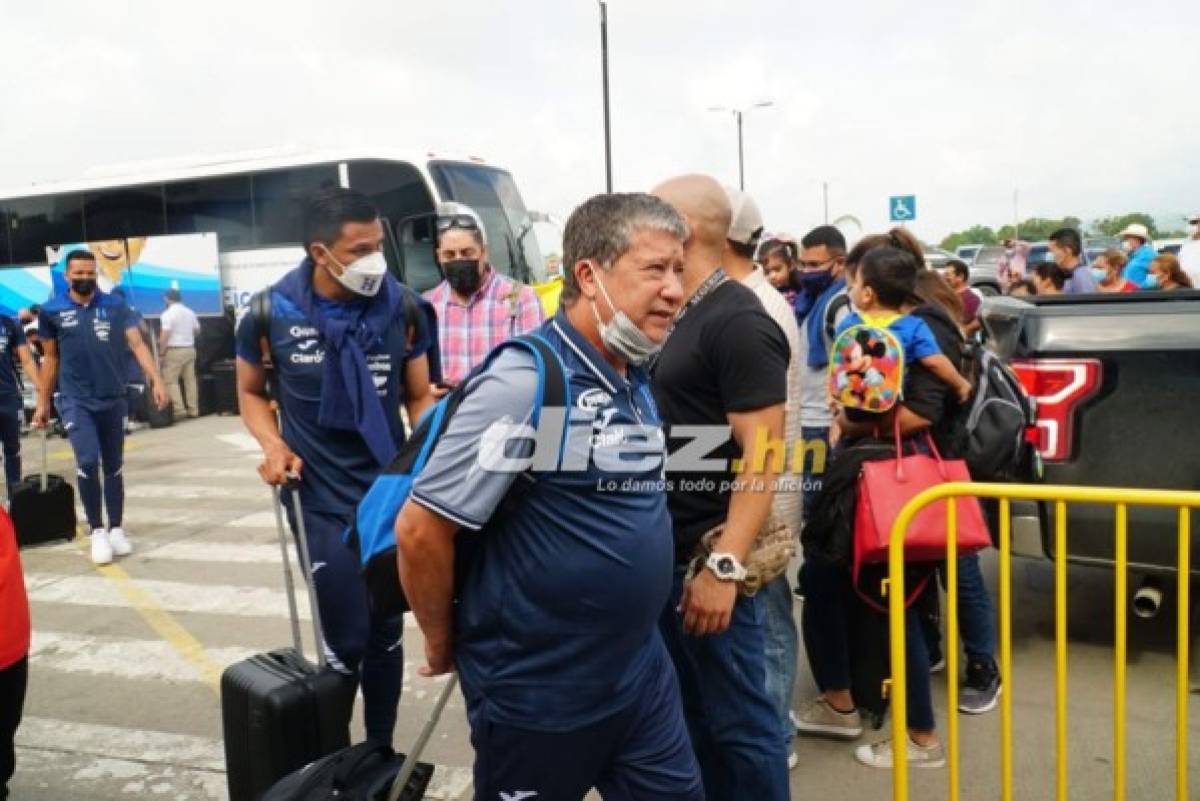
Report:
955,244,983,263
924,245,957,270
1025,241,1092,269
969,246,1006,295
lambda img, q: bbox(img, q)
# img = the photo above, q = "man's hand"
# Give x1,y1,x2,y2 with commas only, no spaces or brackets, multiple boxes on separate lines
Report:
419,636,454,677
257,442,303,485
678,568,738,636
429,383,450,400
32,405,49,430
151,380,169,410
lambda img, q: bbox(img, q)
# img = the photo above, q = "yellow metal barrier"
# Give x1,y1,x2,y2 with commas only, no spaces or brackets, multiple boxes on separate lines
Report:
885,482,1200,801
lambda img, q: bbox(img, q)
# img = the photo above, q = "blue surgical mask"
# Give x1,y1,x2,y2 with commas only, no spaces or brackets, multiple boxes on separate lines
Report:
1091,268,1107,283
797,269,835,296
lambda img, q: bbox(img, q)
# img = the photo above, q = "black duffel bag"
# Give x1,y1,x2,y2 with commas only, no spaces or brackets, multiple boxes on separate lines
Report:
260,741,434,801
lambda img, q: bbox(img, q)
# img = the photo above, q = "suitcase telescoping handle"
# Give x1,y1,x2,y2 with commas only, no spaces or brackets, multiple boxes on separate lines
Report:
270,484,305,658
271,478,329,669
39,428,48,493
387,673,459,801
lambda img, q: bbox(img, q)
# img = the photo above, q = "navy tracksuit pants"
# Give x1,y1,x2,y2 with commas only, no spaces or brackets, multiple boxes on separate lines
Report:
283,494,403,746
58,398,126,530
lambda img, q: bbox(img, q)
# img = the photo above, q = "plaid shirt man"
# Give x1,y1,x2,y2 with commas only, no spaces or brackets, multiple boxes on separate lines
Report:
424,266,544,385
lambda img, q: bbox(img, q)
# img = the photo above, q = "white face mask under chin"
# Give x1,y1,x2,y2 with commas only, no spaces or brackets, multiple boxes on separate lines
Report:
590,270,660,366
322,248,388,297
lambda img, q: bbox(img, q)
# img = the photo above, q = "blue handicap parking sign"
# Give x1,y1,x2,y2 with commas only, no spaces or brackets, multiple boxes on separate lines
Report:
889,195,916,222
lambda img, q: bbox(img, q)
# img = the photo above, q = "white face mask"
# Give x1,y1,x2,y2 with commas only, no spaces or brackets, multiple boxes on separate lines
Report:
589,268,660,366
322,248,387,297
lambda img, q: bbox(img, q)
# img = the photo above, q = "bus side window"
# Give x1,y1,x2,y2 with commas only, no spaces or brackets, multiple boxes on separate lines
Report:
252,165,340,247
396,215,443,294
6,194,86,264
165,176,254,250
83,186,167,241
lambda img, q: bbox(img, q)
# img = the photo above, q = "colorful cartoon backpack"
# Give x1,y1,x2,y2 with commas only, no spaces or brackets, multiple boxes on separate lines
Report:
827,321,905,413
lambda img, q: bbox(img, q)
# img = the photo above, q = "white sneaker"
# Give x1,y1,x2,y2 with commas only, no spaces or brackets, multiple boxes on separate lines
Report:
90,529,113,565
855,737,945,769
107,527,132,557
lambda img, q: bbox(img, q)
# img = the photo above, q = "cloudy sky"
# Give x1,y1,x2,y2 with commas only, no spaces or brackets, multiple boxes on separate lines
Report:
2,0,1197,245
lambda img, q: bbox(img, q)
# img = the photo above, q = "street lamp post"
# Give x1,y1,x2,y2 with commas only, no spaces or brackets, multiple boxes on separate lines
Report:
599,1,613,192
708,101,773,190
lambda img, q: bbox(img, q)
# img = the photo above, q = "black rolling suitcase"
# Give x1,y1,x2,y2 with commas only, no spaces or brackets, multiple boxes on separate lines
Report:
212,359,239,414
262,674,456,801
221,486,355,801
11,429,77,548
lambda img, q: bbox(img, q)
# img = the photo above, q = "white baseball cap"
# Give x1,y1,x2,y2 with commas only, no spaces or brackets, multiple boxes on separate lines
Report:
1188,212,1200,224
724,186,764,247
1117,223,1151,242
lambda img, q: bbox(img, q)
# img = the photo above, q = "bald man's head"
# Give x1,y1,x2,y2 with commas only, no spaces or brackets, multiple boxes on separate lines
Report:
652,174,732,251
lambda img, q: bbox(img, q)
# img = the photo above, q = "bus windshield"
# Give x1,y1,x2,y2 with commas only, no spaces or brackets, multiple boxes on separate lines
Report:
429,161,544,284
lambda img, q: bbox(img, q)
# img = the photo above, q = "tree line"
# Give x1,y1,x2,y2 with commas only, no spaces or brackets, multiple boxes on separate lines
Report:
939,213,1188,251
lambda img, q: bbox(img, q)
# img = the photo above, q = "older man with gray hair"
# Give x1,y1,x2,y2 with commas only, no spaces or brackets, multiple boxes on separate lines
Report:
396,192,703,800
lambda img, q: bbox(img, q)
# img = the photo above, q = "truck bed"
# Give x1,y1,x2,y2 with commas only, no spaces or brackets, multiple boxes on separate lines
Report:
983,291,1200,574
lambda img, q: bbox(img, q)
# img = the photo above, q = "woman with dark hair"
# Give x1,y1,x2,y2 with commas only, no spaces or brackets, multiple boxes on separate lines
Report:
796,235,993,770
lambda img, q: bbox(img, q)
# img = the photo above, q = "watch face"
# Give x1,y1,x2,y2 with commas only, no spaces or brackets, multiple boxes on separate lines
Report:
717,557,734,575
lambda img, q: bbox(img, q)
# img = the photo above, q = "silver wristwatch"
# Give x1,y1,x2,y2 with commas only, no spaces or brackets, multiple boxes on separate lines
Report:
705,552,747,582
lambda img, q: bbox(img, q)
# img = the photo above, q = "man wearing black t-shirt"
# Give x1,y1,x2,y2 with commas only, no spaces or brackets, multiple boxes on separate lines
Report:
651,174,791,801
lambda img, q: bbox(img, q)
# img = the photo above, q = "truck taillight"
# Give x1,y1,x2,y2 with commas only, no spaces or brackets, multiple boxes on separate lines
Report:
1010,358,1101,462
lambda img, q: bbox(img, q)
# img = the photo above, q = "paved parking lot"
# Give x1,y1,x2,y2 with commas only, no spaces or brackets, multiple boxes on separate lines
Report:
10,416,1199,799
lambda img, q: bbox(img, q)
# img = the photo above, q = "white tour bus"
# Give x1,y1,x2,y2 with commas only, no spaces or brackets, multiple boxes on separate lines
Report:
0,148,550,311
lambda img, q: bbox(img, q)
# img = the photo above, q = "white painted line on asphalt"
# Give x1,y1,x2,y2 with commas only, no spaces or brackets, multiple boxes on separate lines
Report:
227,510,282,528
16,717,472,800
14,747,226,800
177,467,259,479
24,572,420,628
217,431,262,452
29,631,256,682
124,483,266,501
144,540,285,563
115,508,221,528
17,715,225,771
426,766,474,800
25,572,312,620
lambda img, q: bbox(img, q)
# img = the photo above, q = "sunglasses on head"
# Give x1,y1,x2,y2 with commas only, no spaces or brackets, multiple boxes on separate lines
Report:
436,214,480,233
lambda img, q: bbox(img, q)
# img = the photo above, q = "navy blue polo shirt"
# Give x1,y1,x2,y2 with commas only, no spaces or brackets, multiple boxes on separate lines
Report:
236,285,435,515
38,291,138,409
411,312,676,732
0,316,27,412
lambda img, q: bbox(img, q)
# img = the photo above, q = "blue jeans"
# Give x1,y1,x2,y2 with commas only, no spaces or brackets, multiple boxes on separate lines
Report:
283,496,403,746
799,556,936,732
469,646,703,801
923,553,997,665
760,575,798,749
659,567,789,801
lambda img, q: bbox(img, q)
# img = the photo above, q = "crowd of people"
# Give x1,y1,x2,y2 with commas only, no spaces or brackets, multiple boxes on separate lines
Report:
219,181,1012,800
2,177,1193,801
996,221,1198,298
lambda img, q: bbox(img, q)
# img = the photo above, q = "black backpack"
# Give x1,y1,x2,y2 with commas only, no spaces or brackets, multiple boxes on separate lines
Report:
962,345,1041,482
